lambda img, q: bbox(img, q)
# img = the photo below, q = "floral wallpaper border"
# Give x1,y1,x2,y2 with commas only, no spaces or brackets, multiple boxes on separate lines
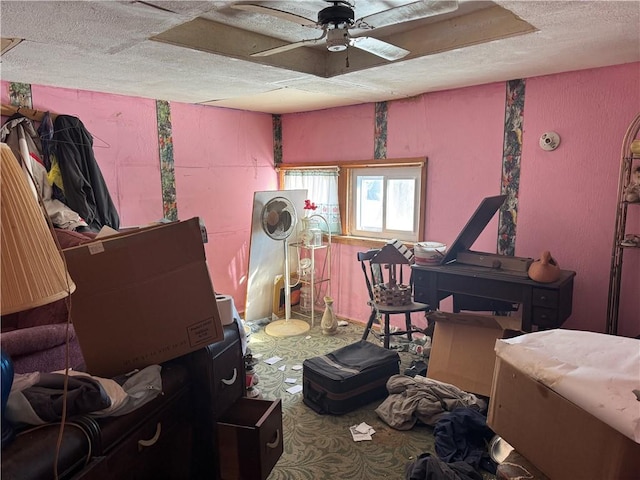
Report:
155,100,177,222
273,114,282,165
498,79,525,257
8,82,33,108
374,101,388,160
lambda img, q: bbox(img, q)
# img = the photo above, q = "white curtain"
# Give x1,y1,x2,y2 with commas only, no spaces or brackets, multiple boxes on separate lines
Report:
283,168,341,234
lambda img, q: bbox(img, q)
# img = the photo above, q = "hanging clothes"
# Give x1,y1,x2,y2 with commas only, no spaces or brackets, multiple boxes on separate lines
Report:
0,115,88,231
36,111,54,171
52,115,119,231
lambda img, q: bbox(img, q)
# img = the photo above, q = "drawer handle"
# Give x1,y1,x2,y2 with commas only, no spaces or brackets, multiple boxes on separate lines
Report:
539,295,547,301
221,368,237,386
266,429,280,449
138,422,161,451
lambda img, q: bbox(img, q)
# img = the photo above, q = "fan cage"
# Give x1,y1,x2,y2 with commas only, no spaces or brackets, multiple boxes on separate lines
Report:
261,196,297,241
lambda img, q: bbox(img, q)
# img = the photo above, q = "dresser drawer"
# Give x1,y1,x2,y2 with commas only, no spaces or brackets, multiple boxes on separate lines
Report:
187,323,245,479
412,269,431,304
217,398,283,480
95,387,192,480
532,288,558,308
210,339,244,416
189,324,244,419
532,307,559,329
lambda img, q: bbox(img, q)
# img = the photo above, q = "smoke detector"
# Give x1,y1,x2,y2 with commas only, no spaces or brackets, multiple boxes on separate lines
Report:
539,132,561,151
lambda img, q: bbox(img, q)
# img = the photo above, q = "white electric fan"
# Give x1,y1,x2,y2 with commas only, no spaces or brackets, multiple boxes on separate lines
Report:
262,196,310,337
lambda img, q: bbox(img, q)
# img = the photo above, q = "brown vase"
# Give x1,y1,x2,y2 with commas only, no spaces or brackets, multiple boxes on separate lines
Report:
528,251,561,283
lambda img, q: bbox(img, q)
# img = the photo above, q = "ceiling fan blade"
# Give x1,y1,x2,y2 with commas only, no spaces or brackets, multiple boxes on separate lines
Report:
251,32,327,57
231,3,317,27
354,0,459,29
349,36,409,61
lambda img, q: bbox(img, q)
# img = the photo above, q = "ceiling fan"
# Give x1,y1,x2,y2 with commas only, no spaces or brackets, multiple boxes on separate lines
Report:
232,0,459,61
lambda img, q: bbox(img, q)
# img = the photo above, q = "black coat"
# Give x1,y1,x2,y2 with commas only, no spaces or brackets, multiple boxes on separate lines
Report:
53,115,119,231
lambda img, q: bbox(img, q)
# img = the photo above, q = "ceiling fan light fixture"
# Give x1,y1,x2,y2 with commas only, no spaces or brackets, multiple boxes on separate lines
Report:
326,28,349,52
234,0,458,60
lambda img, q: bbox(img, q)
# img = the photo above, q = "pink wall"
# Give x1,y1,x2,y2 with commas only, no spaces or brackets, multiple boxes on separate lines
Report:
389,83,506,251
282,63,640,337
1,83,163,227
283,103,375,163
283,83,509,332
1,81,276,306
169,102,275,300
516,65,640,334
3,61,639,336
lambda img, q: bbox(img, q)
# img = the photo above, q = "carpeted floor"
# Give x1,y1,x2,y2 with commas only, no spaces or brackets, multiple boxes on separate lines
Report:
244,319,496,480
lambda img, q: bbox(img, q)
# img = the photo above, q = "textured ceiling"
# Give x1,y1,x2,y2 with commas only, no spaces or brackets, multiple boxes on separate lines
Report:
1,1,639,114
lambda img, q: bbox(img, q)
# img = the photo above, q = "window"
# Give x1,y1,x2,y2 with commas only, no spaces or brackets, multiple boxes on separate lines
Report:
281,168,341,234
279,158,426,244
350,165,422,242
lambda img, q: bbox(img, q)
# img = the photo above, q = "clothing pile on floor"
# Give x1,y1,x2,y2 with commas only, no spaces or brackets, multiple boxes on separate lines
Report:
376,374,497,480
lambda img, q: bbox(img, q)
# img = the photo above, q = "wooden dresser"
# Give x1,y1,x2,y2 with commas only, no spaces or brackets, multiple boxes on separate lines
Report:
1,321,283,480
187,321,283,480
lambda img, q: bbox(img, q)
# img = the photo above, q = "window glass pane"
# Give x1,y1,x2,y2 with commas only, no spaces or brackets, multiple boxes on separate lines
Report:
386,178,415,232
357,175,383,232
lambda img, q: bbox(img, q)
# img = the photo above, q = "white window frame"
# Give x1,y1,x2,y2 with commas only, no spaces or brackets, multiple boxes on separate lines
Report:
349,165,422,242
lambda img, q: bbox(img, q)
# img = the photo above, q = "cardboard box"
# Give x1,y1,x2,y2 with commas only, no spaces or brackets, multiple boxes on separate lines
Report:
272,274,301,318
426,311,521,396
64,217,223,378
488,357,640,480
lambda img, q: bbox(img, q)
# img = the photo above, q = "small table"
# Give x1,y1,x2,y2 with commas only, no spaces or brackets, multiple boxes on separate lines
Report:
412,263,575,332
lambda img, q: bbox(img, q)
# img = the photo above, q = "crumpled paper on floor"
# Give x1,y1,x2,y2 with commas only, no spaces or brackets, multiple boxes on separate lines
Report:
350,422,376,441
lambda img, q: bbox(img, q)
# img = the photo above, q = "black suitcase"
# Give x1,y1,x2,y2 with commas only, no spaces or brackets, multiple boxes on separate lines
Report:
302,340,400,415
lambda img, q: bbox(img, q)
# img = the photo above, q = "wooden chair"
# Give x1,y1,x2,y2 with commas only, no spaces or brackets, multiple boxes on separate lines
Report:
357,247,431,349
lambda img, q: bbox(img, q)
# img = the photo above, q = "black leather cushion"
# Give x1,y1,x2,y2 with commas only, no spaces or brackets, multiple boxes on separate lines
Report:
1,419,97,480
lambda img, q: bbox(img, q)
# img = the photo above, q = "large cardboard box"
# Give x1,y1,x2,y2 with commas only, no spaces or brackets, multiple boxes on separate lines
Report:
64,217,223,377
426,311,521,396
488,357,640,480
